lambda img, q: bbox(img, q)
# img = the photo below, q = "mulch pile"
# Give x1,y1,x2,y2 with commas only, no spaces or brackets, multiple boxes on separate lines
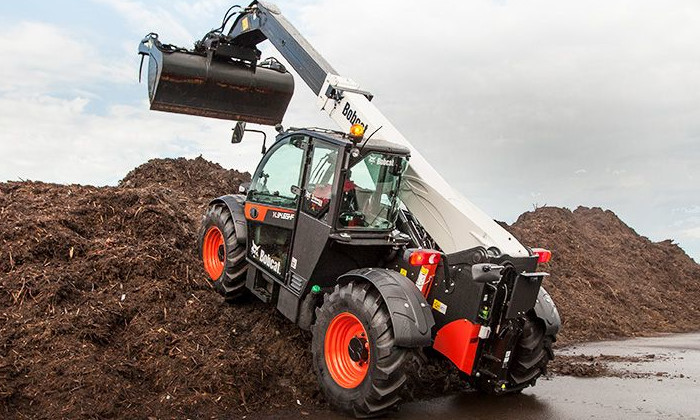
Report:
506,206,700,346
1,157,698,418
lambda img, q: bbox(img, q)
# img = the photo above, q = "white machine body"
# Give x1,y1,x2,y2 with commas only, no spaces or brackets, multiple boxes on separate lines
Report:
317,75,528,257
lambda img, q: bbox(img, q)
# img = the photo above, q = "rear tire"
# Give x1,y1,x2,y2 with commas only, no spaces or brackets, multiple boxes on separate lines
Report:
475,315,553,394
198,203,247,299
312,281,411,417
509,316,552,387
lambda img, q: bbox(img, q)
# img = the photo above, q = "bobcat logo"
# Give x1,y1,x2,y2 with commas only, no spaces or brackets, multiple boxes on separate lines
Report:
368,155,394,166
250,241,261,258
250,240,281,275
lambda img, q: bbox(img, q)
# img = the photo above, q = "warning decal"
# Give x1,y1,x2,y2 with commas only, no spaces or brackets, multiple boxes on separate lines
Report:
432,299,447,314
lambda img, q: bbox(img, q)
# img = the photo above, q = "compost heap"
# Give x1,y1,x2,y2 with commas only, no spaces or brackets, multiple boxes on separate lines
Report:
1,157,699,418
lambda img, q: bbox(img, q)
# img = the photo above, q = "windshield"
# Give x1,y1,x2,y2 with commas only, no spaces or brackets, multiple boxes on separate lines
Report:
338,152,406,230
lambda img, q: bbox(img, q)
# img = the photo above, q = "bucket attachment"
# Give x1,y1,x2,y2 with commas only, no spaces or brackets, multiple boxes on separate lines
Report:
138,34,294,126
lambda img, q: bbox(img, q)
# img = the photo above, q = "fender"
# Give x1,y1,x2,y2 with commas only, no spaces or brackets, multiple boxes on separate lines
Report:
209,194,247,244
533,286,561,337
338,268,435,347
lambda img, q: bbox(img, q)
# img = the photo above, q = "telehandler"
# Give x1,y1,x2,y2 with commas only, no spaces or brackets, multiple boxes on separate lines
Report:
138,2,561,416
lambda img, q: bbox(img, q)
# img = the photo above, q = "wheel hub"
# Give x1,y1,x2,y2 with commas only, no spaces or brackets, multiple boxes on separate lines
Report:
348,335,369,363
324,312,370,388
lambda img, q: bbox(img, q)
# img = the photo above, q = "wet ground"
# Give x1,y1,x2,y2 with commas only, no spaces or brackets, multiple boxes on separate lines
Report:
260,332,700,419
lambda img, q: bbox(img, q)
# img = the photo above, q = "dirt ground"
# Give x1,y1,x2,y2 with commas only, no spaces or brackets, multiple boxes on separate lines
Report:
1,157,699,419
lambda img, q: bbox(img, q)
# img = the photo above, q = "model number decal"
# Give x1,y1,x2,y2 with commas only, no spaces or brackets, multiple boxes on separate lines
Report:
271,211,294,221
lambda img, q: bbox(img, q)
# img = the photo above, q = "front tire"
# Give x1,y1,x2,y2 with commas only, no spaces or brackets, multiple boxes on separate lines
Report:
198,203,247,299
312,281,411,417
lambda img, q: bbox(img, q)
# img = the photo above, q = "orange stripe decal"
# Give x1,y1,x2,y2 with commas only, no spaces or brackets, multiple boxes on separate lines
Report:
244,202,294,222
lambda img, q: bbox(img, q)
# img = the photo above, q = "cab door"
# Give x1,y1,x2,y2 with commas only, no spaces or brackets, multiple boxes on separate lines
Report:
245,135,307,280
288,139,343,294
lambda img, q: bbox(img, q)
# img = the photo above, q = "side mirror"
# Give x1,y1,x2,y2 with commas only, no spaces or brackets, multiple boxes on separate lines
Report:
232,122,268,154
239,182,250,194
231,121,247,144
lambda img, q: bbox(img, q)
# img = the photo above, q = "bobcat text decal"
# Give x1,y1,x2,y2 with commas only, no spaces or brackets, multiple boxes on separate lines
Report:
368,155,395,166
341,102,367,131
250,240,282,275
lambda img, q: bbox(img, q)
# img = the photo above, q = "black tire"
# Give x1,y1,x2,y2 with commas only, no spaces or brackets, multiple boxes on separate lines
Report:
198,203,247,299
509,316,552,387
476,315,553,394
312,281,411,417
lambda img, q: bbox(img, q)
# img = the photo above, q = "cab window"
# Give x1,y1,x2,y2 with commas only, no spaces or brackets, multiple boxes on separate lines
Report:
249,136,305,208
302,142,340,218
338,152,406,230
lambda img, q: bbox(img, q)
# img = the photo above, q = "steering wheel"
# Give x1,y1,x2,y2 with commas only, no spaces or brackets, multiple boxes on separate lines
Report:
339,211,366,227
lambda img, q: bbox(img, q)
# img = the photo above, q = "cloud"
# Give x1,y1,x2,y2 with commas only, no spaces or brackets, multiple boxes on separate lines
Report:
0,21,132,94
92,0,252,46
673,206,700,215
0,13,264,186
683,227,700,239
92,0,195,45
0,93,261,185
169,0,233,22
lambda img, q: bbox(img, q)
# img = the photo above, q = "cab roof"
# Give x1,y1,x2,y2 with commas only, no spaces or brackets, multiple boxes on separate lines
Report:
289,128,411,156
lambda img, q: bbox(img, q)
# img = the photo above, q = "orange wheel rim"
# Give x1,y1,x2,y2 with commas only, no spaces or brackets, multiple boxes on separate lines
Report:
324,312,370,388
202,226,225,280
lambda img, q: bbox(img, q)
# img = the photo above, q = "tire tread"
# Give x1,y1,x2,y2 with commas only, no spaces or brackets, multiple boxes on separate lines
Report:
198,203,248,299
312,281,412,417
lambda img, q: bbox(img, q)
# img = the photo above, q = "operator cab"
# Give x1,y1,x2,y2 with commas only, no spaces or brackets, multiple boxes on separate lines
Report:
247,128,410,235
243,127,411,300
306,137,408,231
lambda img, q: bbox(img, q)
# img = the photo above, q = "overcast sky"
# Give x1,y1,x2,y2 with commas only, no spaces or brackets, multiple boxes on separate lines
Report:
1,0,698,262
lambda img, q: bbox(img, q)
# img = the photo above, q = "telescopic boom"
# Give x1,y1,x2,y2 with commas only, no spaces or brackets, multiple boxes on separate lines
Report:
139,0,529,257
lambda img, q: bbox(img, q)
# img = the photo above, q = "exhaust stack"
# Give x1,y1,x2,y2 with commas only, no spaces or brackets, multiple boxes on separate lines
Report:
138,33,294,126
